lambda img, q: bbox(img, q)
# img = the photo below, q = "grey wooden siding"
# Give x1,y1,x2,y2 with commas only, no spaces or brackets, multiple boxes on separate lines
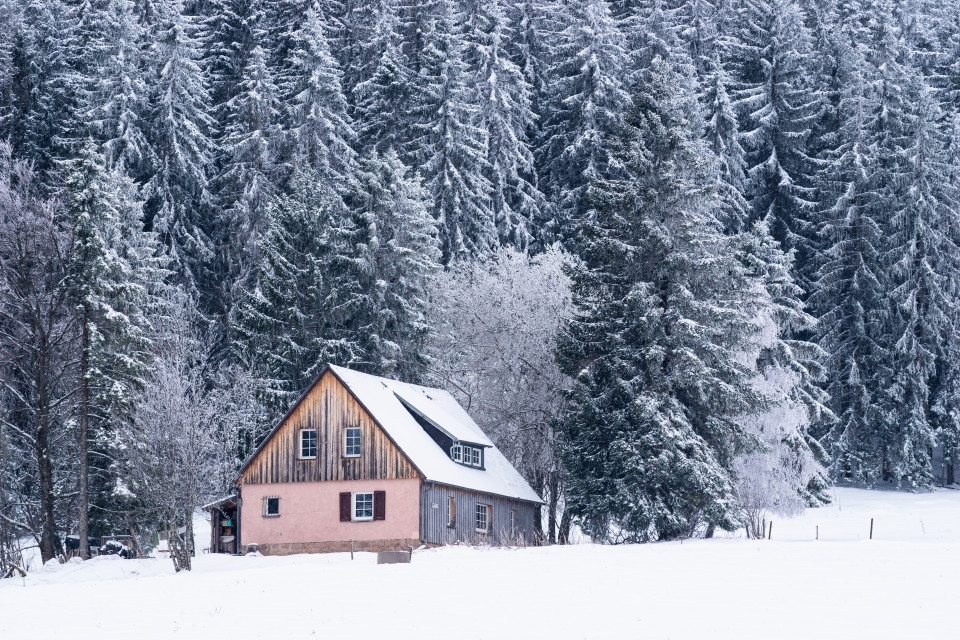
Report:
420,483,539,546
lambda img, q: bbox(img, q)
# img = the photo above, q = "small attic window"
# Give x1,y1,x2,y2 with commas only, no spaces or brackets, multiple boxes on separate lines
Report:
451,443,483,468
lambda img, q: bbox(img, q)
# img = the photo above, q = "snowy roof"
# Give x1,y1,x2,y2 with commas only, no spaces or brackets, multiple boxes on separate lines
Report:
201,495,238,511
327,365,543,504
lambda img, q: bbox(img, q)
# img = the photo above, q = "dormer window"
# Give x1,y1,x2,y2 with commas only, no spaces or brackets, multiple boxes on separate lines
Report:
451,442,483,468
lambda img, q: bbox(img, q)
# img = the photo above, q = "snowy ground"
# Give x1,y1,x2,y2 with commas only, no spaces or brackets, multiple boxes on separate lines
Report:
3,487,959,639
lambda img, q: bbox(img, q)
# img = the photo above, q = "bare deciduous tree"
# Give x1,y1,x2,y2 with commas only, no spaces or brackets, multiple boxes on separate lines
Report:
0,144,76,563
428,247,574,542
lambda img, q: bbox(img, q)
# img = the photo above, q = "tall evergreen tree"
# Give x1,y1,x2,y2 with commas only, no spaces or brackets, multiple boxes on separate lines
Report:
409,0,494,262
470,0,541,251
231,172,350,408
145,0,215,301
64,143,165,553
537,0,631,247
85,0,153,177
279,1,357,193
1,0,78,179
731,0,821,292
557,57,767,541
214,43,281,328
349,148,440,379
351,1,412,158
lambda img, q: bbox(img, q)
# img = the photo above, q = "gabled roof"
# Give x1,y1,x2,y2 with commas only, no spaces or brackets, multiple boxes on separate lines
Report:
236,364,543,505
328,365,542,504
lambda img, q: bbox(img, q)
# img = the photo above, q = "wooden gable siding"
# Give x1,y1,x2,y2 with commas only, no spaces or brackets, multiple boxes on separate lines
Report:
420,483,539,546
239,370,420,485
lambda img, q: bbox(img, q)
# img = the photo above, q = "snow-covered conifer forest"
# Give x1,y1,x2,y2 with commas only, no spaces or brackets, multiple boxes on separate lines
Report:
2,0,960,574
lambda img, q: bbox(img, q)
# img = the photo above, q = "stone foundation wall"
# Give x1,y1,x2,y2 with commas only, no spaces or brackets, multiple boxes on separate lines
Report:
254,538,421,556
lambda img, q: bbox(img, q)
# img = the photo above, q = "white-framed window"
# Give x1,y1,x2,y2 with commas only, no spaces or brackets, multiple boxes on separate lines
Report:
353,492,373,521
467,446,481,467
475,503,490,533
344,427,362,457
299,429,317,459
264,496,280,518
510,509,517,535
451,443,483,467
447,496,456,527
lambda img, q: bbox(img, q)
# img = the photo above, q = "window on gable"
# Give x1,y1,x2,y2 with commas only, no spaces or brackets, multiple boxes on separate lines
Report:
353,492,373,521
300,429,317,459
451,444,462,463
264,496,280,518
475,503,490,533
344,427,362,457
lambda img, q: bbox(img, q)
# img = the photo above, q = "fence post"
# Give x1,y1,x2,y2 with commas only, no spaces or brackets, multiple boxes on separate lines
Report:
869,518,873,540
768,522,773,540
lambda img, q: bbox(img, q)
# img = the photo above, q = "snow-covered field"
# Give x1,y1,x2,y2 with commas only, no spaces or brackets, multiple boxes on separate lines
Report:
3,487,959,639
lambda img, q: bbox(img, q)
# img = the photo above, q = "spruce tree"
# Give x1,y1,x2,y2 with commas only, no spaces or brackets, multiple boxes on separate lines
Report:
1,0,78,179
214,43,281,326
85,0,153,177
351,2,412,158
731,0,821,292
409,0,494,262
145,0,215,301
232,172,349,408
470,0,541,251
537,0,631,248
350,148,440,379
279,1,357,194
557,57,767,541
64,143,164,554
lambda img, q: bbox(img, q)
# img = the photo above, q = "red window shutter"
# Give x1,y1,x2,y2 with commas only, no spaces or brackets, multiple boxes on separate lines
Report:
373,491,386,521
339,492,351,522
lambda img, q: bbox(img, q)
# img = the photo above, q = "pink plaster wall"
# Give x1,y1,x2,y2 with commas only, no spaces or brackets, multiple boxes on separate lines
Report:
239,479,421,548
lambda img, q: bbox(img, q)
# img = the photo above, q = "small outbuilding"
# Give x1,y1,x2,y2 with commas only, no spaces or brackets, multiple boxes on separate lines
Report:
229,365,543,555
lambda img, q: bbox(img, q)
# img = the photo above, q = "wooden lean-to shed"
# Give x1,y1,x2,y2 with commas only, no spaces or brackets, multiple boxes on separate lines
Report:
228,365,543,555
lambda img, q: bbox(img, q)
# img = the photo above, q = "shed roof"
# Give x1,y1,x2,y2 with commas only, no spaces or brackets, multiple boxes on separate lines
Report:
328,365,542,504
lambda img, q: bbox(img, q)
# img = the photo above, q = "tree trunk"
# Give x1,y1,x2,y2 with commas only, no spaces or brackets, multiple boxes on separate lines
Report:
531,471,544,543
558,506,571,545
78,309,90,560
547,472,558,544
35,349,62,563
36,410,60,563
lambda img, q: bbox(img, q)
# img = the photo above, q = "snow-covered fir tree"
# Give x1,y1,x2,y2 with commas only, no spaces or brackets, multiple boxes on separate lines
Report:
556,56,769,541
279,1,357,193
231,172,346,408
351,0,412,157
408,0,494,262
537,0,632,247
469,0,541,251
145,0,215,301
214,43,281,324
348,148,440,379
730,0,822,292
63,143,165,553
85,0,153,177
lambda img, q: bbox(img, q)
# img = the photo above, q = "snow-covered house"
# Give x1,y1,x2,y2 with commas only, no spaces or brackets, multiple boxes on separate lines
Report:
219,365,543,555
